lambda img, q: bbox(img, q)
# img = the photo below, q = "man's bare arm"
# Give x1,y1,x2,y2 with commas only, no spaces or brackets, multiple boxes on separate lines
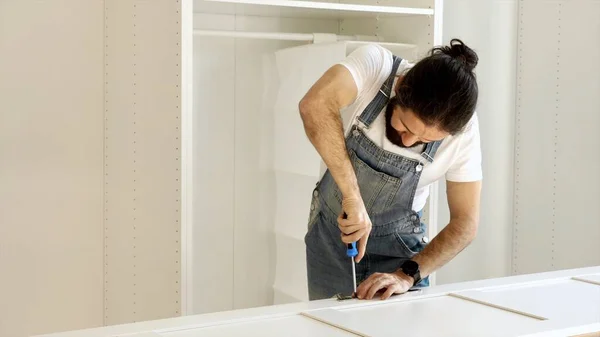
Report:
299,64,375,261
299,64,359,198
409,180,482,279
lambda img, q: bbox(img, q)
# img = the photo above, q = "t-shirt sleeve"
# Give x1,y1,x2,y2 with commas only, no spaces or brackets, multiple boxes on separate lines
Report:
445,114,483,182
338,44,391,105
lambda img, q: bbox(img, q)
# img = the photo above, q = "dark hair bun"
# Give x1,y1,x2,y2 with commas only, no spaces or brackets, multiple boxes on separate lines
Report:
435,38,478,72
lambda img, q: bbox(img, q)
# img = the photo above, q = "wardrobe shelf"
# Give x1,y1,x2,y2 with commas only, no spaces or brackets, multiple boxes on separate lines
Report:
195,0,434,20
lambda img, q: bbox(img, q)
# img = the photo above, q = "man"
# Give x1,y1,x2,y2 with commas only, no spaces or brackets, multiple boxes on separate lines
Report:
299,39,482,301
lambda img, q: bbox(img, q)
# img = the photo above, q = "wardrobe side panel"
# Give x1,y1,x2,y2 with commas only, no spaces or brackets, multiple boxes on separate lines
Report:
105,0,182,324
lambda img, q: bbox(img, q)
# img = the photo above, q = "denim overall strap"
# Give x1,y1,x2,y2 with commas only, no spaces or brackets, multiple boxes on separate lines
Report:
420,140,443,163
357,55,402,128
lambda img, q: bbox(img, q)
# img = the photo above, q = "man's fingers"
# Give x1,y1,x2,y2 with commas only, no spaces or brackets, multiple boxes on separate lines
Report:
337,213,364,224
381,284,398,300
341,229,366,243
338,223,363,235
355,235,368,263
366,277,390,300
357,273,410,300
337,215,349,225
356,273,379,299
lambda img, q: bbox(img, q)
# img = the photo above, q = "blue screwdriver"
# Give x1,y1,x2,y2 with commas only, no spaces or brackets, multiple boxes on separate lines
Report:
343,212,358,294
347,242,358,294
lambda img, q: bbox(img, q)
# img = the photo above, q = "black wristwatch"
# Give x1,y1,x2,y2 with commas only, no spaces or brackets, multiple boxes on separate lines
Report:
400,260,421,286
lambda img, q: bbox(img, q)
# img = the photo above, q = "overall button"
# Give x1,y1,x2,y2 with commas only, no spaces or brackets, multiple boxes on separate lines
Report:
415,164,423,172
313,190,319,197
413,227,421,234
311,203,315,211
422,236,429,244
410,215,418,221
352,129,360,137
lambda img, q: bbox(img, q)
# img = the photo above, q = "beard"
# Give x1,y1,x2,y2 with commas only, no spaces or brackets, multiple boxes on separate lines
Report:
384,103,424,149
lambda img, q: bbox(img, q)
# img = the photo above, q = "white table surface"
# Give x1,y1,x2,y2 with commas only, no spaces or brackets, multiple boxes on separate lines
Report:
35,266,600,337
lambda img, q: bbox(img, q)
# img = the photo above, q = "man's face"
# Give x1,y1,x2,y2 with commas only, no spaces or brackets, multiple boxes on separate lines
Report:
385,104,448,148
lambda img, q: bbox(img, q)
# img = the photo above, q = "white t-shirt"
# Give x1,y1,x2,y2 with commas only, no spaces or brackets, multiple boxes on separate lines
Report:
327,43,483,212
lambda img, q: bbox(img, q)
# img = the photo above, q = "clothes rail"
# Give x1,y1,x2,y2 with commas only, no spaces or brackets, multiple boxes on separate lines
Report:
193,29,385,42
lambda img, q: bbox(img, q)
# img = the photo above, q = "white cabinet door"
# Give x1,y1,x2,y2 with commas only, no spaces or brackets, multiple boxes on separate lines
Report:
453,279,600,326
573,273,600,286
154,314,356,337
302,295,544,337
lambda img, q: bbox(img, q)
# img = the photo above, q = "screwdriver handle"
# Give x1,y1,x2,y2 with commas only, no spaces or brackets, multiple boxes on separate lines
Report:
342,212,358,258
347,242,358,258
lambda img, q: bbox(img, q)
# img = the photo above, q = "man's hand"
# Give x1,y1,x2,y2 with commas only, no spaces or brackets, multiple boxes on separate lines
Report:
356,271,413,300
338,197,372,263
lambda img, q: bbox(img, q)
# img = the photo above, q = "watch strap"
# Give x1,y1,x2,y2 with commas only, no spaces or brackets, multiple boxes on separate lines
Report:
400,260,421,286
412,270,421,286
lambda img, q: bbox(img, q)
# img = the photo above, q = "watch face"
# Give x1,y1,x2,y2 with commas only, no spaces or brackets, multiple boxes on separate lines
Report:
402,260,419,275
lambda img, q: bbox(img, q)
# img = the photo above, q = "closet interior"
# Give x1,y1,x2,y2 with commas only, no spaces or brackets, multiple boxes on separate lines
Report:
191,0,443,314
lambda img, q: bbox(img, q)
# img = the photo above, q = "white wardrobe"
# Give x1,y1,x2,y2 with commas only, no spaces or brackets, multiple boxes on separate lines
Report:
192,0,445,314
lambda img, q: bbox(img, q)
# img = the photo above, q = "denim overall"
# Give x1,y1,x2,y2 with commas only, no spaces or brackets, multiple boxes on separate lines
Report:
304,55,443,300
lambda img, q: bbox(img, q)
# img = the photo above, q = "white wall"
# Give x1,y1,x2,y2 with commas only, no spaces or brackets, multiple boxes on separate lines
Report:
437,0,600,284
436,0,518,284
0,1,104,336
511,0,600,274
0,1,186,335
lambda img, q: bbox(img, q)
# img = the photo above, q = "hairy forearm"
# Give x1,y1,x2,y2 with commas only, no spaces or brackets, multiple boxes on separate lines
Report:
299,100,359,198
410,218,478,278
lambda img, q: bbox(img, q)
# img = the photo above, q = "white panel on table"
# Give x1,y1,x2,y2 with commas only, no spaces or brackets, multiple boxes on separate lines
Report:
156,315,356,337
573,274,600,286
453,279,600,325
303,295,543,337
553,0,600,271
512,0,561,275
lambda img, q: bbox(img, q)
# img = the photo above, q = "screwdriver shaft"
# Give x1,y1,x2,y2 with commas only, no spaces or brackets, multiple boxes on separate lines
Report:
351,257,357,293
